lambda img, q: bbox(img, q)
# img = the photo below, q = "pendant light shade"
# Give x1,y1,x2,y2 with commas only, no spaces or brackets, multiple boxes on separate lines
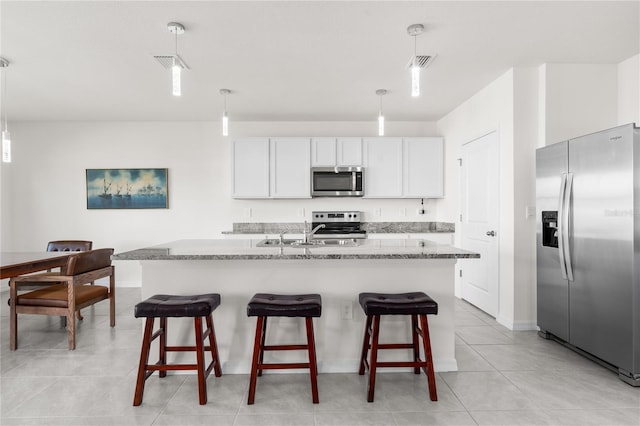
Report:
407,24,424,97
220,89,231,136
167,22,185,97
376,89,387,136
172,58,181,96
1,57,10,163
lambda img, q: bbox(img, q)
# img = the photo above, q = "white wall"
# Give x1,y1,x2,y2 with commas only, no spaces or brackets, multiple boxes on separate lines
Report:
542,63,618,145
618,54,640,126
436,68,517,328
0,120,443,286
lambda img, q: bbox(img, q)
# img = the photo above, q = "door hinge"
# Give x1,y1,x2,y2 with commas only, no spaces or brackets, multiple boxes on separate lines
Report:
457,158,462,166
459,269,463,277
459,214,462,222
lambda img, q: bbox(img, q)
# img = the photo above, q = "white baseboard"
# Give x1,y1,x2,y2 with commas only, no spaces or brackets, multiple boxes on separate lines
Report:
496,315,537,331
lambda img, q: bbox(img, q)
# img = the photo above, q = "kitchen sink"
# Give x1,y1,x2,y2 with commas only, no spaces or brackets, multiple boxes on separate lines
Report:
256,238,360,247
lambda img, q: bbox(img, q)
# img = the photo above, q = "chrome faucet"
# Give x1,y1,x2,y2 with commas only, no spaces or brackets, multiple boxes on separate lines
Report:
279,230,288,245
304,221,326,243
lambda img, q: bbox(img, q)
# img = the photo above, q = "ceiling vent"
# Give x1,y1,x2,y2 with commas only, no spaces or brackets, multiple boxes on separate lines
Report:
406,54,436,70
153,54,189,70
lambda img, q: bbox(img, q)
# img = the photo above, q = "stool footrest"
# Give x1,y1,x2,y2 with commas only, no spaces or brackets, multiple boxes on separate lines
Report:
165,345,215,352
377,343,415,350
375,361,428,368
259,362,311,370
264,344,309,351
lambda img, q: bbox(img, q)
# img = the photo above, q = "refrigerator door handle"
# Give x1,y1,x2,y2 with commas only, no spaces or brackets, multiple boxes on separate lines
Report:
558,173,568,279
563,173,574,281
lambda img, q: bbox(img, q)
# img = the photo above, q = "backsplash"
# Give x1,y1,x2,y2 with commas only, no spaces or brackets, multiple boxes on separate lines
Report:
225,221,454,234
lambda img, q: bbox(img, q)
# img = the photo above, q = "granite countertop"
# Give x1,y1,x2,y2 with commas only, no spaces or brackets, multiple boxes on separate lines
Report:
112,239,479,261
222,221,455,235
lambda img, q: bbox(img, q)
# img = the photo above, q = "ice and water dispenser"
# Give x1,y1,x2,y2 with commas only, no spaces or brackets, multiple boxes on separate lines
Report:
541,211,558,248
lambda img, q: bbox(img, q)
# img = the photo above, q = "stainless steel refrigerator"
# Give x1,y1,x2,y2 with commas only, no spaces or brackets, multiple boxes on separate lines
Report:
536,123,640,386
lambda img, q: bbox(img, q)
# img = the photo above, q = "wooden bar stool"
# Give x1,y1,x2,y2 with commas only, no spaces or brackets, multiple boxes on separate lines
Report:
133,294,222,406
358,292,438,402
246,293,321,404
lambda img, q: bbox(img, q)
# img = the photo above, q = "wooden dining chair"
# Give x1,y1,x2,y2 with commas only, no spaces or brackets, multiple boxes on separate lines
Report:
9,248,115,350
11,240,94,321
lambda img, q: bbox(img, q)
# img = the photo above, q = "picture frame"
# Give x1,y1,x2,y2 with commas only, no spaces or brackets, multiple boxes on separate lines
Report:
86,168,168,209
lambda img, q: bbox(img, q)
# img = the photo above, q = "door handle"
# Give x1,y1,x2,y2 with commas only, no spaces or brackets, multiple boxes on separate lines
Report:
486,230,496,237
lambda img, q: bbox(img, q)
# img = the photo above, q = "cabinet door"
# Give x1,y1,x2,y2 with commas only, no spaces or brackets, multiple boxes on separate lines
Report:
270,138,311,198
231,138,270,198
363,137,403,197
404,137,444,198
311,138,337,166
337,138,363,166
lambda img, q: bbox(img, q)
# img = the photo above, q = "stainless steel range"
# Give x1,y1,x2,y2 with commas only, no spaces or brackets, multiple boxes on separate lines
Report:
311,211,366,239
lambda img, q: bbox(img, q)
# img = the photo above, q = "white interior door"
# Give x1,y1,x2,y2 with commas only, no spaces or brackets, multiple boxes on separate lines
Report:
460,130,500,316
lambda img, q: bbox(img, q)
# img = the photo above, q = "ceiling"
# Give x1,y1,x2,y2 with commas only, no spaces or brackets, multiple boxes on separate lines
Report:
1,1,638,122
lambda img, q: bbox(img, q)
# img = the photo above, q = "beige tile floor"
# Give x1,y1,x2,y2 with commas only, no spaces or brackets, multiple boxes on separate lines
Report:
1,288,639,425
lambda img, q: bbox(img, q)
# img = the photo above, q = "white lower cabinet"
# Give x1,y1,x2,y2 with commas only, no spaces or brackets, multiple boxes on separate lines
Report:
368,233,454,247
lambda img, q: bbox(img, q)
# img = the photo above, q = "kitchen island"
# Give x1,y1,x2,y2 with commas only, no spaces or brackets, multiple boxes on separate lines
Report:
113,239,479,374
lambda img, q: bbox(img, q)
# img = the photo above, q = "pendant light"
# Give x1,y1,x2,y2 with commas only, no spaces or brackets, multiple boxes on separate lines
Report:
376,89,387,136
220,89,231,136
407,24,424,97
1,57,10,163
167,22,185,96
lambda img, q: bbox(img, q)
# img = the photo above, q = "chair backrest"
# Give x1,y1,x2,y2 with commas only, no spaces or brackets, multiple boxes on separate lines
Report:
47,240,93,252
62,248,114,276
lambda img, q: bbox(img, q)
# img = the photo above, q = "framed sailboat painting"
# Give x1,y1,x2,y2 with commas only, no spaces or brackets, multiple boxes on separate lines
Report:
86,168,168,209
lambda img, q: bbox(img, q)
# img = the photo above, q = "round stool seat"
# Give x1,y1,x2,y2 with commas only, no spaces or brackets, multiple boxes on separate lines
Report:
358,292,438,316
247,293,322,318
134,294,221,318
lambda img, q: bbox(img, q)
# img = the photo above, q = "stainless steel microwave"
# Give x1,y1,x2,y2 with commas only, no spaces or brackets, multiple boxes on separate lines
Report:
311,166,364,197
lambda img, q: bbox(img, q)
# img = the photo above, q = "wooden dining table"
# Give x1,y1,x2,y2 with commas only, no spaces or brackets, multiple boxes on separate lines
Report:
0,252,76,280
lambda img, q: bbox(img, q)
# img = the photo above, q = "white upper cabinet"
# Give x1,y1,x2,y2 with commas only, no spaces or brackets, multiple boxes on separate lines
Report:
403,137,444,198
311,138,362,166
311,138,337,166
337,138,363,166
232,136,443,199
363,137,403,197
232,137,310,198
231,138,270,198
269,137,311,198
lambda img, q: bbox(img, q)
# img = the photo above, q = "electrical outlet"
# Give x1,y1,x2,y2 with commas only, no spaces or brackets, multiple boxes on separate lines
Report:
298,208,305,217
244,208,252,218
375,208,381,216
399,208,406,216
341,300,353,320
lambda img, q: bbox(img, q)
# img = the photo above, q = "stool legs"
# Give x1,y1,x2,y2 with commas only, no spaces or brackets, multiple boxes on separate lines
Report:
358,313,437,402
305,317,320,402
133,313,222,406
420,314,437,401
248,316,319,405
133,317,155,406
248,316,265,404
